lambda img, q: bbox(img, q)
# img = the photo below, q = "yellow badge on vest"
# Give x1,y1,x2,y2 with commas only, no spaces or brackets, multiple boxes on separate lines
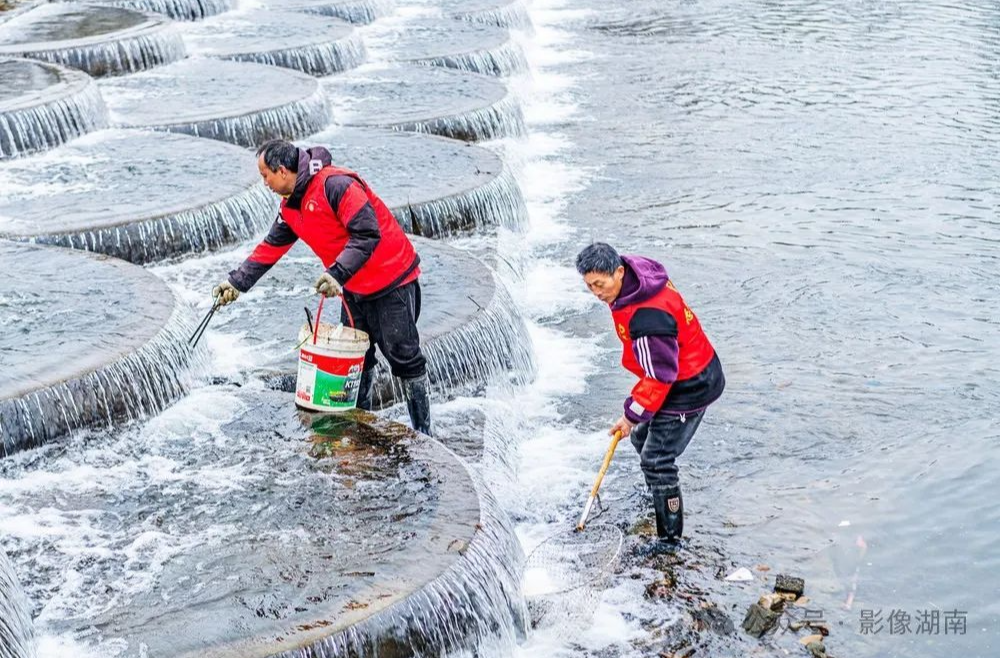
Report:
617,323,627,339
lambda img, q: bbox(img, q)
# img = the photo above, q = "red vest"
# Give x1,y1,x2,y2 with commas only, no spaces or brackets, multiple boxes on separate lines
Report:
279,166,418,296
612,280,716,383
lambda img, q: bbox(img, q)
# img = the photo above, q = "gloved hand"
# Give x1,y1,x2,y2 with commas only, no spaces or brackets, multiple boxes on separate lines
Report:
314,272,343,298
212,281,240,306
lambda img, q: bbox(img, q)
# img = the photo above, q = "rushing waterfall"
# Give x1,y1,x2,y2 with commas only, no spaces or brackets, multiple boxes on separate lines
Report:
374,276,535,407
0,58,109,160
0,243,202,457
416,39,527,78
366,15,528,77
326,64,527,142
180,10,367,77
263,0,395,25
92,0,235,21
100,59,332,148
0,549,35,658
0,395,525,657
306,126,529,236
0,4,187,77
443,0,533,31
154,236,535,406
272,468,527,658
0,130,277,264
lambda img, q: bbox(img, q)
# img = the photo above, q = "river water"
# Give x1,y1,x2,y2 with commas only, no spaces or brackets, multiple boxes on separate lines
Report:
477,0,999,656
3,0,999,656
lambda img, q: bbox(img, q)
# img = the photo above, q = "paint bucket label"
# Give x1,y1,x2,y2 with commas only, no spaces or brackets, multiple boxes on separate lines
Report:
295,347,365,411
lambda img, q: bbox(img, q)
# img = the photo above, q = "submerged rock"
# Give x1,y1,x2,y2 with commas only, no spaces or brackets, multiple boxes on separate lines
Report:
741,602,779,638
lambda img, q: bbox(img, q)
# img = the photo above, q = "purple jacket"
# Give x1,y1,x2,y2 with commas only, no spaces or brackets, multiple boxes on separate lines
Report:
612,256,681,424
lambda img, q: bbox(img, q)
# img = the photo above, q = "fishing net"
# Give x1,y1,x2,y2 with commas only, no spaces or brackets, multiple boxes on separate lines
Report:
523,523,623,637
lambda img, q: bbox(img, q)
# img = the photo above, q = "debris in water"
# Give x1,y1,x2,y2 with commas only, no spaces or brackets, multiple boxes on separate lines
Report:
774,573,806,597
741,602,779,637
724,567,754,582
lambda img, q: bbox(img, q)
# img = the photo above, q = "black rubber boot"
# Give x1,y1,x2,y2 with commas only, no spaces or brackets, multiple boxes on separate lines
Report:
354,368,375,411
652,486,684,543
402,375,432,436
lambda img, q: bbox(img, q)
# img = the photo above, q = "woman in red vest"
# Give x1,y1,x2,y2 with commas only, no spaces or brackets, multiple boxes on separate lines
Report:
213,140,431,435
577,243,725,549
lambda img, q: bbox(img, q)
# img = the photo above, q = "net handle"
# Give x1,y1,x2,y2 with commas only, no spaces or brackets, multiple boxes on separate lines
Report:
576,431,623,531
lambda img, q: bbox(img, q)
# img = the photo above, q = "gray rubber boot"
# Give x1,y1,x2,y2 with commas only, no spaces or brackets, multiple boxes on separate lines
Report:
402,375,432,436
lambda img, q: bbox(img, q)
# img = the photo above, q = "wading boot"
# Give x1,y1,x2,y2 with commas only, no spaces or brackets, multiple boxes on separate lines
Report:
402,374,432,436
638,486,684,557
653,486,683,543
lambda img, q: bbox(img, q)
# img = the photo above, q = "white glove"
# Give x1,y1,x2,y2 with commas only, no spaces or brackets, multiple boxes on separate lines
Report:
314,272,343,298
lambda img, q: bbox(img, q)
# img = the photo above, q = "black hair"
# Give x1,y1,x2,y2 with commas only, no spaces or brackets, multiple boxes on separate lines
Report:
257,139,299,173
575,242,623,275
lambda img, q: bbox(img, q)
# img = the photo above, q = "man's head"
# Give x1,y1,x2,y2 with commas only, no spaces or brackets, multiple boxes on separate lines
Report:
257,139,298,196
576,242,626,305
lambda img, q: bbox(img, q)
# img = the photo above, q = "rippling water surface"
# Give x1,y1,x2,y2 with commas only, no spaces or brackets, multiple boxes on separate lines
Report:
517,0,1000,655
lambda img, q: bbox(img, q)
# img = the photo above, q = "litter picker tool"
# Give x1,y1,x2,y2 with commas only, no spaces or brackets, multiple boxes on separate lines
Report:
188,297,221,349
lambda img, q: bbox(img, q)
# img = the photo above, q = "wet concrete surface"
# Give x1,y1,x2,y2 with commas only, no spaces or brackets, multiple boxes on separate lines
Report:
0,57,108,158
325,63,526,141
100,59,329,147
0,129,273,263
0,3,186,76
180,9,366,76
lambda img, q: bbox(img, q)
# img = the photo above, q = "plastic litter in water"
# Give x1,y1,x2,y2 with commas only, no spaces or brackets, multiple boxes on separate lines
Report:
724,567,755,582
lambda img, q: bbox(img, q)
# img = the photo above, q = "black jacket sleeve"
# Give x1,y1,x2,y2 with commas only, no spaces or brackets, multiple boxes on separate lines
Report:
228,215,299,292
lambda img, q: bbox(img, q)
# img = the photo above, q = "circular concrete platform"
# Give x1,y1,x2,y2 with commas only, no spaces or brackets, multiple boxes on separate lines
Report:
0,393,525,656
77,0,236,21
100,59,331,147
259,0,393,25
0,242,196,457
0,130,275,264
0,57,108,159
0,3,186,77
155,237,535,404
182,10,366,76
305,126,527,236
325,64,526,142
370,15,526,77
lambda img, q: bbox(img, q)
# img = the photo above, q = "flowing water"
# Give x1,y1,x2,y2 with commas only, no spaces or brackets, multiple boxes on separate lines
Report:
0,58,108,160
4,0,998,656
364,11,527,77
0,243,199,456
325,63,527,142
461,0,1000,656
83,0,235,21
0,548,35,658
0,3,187,77
258,0,395,26
0,130,275,263
179,9,367,76
100,59,330,147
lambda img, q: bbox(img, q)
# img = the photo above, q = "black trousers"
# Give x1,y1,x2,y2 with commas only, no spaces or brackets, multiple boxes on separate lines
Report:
341,280,427,380
630,410,705,490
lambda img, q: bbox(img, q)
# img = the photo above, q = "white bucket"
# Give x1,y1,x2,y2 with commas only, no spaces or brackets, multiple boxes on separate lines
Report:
294,321,370,412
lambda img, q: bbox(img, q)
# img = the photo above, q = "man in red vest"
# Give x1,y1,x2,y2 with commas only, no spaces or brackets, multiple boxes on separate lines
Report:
577,243,725,548
213,139,432,435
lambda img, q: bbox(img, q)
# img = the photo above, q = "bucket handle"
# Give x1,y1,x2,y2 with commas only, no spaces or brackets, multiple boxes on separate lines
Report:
312,295,355,346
